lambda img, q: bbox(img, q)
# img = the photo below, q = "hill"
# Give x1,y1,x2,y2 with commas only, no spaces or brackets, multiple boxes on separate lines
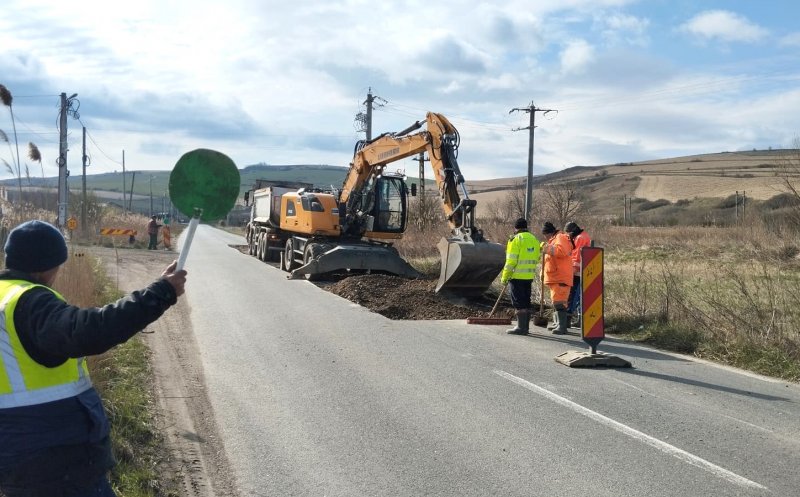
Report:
2,150,796,224
466,149,796,223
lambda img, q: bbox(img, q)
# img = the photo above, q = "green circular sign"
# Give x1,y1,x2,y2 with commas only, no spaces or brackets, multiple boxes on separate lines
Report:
169,149,240,222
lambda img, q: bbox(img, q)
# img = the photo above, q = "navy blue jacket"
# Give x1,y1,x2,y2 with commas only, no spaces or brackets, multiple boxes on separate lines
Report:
0,269,177,497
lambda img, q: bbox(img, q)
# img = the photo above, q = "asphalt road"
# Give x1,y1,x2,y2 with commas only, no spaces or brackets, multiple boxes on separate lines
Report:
181,225,800,497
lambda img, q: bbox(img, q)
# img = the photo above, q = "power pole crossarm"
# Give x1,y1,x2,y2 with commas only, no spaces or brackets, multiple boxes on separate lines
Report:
509,102,558,222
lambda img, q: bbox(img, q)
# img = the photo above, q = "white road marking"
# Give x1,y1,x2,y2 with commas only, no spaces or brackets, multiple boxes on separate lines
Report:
494,370,767,491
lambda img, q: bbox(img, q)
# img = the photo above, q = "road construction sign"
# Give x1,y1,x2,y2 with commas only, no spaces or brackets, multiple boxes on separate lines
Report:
99,228,137,236
66,217,77,231
580,246,604,349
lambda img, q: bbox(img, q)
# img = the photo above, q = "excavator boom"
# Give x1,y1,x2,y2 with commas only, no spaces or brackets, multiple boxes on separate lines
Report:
339,112,505,296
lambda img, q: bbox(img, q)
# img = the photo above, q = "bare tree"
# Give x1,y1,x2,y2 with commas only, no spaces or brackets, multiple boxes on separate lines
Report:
409,190,441,231
538,181,584,227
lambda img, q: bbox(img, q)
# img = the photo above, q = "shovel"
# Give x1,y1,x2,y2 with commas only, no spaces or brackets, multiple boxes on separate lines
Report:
532,251,549,327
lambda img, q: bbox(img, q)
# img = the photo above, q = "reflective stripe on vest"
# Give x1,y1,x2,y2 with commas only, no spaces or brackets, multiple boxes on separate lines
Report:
501,232,540,281
0,280,92,408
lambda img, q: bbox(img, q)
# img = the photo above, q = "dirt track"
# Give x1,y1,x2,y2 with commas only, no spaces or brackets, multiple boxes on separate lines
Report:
89,246,239,497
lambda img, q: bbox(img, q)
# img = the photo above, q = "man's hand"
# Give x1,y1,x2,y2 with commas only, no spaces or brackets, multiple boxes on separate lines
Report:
161,260,187,297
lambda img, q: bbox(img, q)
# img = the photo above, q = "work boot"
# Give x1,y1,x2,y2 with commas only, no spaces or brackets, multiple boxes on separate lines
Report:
519,310,530,333
506,310,528,335
547,311,559,330
553,309,569,335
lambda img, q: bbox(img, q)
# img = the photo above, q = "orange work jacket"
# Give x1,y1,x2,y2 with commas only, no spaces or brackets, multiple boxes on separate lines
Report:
543,231,573,286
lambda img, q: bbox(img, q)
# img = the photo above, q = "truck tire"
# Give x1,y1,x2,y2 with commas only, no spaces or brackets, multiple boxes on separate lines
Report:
255,233,263,260
247,229,254,255
265,235,278,262
284,238,298,271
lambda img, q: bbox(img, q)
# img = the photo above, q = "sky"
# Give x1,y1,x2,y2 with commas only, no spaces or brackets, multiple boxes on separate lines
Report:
1,0,799,183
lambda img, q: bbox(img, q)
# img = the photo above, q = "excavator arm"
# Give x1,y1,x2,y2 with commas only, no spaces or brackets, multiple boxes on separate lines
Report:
339,112,505,296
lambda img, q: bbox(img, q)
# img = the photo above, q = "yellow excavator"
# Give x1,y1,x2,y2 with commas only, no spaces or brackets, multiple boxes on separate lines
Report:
247,112,505,296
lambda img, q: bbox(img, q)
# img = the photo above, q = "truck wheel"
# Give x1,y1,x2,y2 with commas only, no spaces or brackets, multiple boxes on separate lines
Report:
260,235,269,262
255,233,263,260
247,229,254,255
284,239,298,271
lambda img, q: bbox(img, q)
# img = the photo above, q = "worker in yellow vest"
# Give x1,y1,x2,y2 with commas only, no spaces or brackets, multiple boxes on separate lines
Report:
0,220,187,497
500,218,541,335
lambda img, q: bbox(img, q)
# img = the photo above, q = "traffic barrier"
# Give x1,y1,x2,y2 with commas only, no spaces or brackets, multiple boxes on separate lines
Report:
99,228,137,236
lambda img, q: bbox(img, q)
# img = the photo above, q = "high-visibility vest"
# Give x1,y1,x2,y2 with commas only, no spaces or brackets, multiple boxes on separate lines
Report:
501,231,541,281
0,280,92,408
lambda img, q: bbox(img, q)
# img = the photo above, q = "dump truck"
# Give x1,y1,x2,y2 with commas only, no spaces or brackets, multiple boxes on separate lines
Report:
243,112,505,296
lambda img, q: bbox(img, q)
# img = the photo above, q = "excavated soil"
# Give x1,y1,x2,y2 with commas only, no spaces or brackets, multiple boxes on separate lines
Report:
230,243,521,320
322,274,516,320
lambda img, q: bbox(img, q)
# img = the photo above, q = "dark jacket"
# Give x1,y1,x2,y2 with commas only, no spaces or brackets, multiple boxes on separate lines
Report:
0,269,177,497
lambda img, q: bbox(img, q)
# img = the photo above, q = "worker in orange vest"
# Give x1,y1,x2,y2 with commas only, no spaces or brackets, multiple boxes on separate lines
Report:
541,221,573,335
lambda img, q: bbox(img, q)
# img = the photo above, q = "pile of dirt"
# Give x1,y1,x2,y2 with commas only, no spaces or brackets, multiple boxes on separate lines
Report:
231,243,517,321
324,274,515,320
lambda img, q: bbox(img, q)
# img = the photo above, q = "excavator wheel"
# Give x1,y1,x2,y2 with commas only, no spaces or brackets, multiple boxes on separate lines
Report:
303,244,324,281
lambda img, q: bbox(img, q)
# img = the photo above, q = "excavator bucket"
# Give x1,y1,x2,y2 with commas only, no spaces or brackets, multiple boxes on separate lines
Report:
436,237,506,297
290,244,421,280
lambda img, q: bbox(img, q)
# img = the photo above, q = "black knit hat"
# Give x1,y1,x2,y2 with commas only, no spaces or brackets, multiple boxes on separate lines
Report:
514,218,528,230
4,220,68,273
542,221,557,235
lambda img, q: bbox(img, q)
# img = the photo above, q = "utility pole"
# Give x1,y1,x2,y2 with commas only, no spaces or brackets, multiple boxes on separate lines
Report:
416,152,427,196
122,150,126,213
509,102,556,222
149,175,154,217
81,126,87,236
128,171,136,212
364,88,374,141
355,88,386,141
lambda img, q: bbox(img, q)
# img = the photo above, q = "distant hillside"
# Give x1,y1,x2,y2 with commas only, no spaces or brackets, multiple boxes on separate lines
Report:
467,149,796,208
3,150,796,225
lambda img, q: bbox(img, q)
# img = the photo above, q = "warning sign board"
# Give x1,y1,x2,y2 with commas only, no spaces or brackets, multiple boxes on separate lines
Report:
99,228,137,236
580,246,604,349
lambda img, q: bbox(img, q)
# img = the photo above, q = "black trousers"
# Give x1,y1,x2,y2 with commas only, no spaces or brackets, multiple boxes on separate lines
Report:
508,279,532,310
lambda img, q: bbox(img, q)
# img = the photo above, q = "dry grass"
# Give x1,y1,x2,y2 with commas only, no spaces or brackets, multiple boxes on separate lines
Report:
0,197,176,496
397,206,800,381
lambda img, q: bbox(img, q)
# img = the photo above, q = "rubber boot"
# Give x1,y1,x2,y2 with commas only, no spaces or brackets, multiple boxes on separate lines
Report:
552,309,569,335
506,310,528,335
547,310,559,330
519,310,530,333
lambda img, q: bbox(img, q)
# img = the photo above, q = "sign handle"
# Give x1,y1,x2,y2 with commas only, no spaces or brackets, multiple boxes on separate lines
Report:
176,209,202,271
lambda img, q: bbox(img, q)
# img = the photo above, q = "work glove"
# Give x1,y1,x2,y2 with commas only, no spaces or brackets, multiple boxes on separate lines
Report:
501,277,509,285
540,241,547,250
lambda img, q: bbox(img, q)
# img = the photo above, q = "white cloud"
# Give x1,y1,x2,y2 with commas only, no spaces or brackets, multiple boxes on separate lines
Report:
680,10,768,44
601,13,650,46
560,40,595,74
780,32,800,47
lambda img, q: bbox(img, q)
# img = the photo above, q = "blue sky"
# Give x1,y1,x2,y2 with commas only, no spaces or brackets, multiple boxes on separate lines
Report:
0,0,798,182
